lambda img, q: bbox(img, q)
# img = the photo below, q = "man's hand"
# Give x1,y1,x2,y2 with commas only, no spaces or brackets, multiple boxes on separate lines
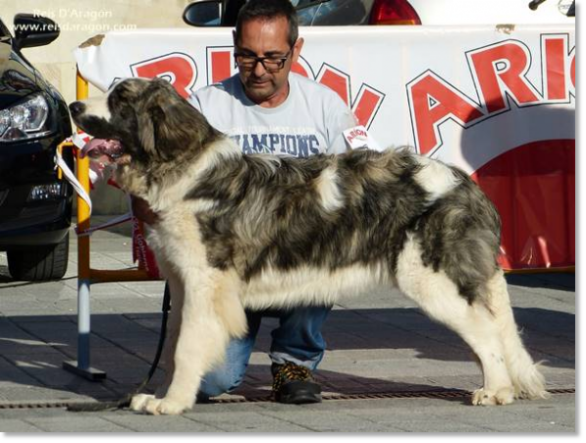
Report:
131,195,160,225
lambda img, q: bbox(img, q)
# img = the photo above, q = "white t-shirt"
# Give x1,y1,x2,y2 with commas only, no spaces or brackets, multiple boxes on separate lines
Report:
188,73,357,157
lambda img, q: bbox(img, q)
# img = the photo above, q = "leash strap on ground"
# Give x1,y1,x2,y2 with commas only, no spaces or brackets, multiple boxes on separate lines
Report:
67,284,171,412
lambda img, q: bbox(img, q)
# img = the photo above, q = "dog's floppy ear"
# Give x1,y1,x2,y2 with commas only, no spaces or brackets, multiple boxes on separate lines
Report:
137,106,157,156
136,78,219,162
136,79,174,157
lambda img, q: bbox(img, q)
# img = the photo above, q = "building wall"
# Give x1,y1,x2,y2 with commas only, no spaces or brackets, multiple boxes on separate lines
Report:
3,0,195,213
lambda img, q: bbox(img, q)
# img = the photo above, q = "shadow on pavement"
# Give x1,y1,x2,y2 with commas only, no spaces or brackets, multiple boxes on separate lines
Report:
0,304,575,406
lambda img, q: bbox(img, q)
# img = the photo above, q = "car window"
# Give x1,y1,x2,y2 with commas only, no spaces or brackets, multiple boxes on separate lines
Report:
296,1,321,24
296,0,373,26
292,0,321,6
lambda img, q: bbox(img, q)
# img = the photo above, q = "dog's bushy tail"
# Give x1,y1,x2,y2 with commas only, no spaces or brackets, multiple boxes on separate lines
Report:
483,270,549,400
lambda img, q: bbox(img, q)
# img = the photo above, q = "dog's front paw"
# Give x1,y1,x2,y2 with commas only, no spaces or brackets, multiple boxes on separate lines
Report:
130,393,190,415
130,393,155,412
472,387,515,406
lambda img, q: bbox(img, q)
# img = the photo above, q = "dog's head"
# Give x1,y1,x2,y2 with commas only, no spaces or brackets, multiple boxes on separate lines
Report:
69,77,218,168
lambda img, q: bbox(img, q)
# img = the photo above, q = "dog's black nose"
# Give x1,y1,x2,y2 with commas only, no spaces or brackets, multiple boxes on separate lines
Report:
69,101,86,117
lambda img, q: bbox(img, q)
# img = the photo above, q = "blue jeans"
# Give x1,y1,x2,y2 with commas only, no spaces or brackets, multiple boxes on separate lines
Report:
199,305,331,397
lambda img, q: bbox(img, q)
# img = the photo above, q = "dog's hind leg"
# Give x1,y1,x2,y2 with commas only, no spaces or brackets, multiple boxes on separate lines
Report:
483,270,548,400
396,237,515,406
131,269,246,415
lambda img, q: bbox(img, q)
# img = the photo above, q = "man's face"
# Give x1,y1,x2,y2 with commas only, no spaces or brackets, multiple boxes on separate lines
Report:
234,16,303,107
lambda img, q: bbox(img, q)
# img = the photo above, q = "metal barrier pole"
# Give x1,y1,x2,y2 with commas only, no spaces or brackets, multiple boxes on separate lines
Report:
63,71,106,380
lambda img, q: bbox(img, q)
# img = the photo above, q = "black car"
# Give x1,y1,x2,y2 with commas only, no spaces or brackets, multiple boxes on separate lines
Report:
183,0,575,27
182,0,422,26
0,14,73,281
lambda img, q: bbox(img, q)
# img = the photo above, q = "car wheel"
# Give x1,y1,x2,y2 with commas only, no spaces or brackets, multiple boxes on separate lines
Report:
7,233,70,281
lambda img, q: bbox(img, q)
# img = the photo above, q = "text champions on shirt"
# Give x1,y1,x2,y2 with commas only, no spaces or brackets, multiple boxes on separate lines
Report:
232,132,321,157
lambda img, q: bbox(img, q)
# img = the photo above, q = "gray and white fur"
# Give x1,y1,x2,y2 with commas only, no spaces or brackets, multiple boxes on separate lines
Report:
70,78,547,415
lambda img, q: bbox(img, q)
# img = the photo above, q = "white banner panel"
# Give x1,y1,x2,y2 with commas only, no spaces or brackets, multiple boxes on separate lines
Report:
73,25,575,269
74,25,575,173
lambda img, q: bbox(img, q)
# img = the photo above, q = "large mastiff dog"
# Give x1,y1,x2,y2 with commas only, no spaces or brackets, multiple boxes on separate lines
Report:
69,78,547,415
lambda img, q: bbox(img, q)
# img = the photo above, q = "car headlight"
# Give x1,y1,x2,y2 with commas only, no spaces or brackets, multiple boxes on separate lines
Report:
0,93,51,142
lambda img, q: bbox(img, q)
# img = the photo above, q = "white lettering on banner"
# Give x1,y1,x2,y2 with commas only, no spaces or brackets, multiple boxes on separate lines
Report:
407,34,575,156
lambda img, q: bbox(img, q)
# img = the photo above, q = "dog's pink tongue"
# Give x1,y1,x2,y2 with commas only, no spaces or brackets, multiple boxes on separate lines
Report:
80,138,122,164
81,138,107,159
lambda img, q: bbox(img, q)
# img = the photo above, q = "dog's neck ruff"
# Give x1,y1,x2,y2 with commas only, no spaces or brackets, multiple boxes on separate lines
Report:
142,136,242,210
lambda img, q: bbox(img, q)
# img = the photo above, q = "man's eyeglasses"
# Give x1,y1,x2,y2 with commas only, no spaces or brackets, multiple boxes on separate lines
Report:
233,49,292,73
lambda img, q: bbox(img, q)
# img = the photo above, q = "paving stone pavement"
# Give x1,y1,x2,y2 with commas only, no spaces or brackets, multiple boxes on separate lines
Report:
0,219,576,433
